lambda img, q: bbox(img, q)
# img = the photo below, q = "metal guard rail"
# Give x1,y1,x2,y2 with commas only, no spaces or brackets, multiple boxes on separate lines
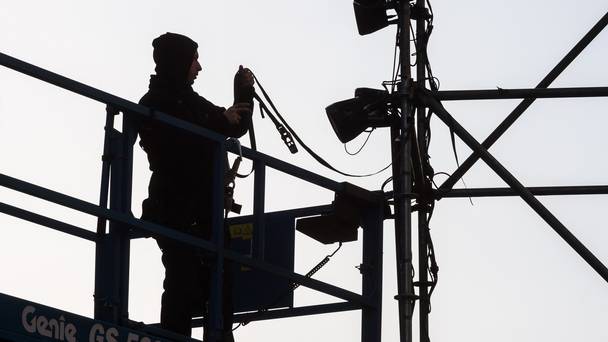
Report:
0,52,342,193
0,51,385,342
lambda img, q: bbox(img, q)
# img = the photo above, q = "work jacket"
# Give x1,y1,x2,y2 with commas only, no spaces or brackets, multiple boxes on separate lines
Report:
139,75,250,230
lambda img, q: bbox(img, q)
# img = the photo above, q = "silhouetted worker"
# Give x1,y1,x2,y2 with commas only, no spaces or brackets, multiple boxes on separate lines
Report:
138,32,253,341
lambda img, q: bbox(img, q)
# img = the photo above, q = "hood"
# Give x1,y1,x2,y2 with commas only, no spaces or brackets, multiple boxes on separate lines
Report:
152,32,198,88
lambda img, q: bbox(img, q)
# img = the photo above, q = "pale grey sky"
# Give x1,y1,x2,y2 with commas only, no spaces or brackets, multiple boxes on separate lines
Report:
1,1,608,341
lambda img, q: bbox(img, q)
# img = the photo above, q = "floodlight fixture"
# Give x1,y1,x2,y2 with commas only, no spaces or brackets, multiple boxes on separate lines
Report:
326,87,392,143
353,0,390,35
296,183,385,244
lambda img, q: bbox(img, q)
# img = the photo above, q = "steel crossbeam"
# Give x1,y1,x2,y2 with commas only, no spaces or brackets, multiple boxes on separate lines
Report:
438,11,608,192
420,94,608,283
433,86,608,101
435,185,608,198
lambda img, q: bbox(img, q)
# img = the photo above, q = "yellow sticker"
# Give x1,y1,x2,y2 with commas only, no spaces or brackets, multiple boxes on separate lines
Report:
229,223,253,240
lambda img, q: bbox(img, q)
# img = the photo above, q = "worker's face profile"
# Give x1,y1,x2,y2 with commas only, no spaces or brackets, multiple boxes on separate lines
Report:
187,51,202,83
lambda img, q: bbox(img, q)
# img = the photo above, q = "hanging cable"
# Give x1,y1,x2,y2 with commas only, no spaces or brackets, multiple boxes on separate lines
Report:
235,242,344,331
381,175,393,193
407,6,441,318
391,39,399,92
252,74,392,178
344,129,375,155
291,242,343,291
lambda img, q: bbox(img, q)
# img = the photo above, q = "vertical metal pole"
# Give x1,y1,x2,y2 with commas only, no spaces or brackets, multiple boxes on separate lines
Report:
208,142,226,342
415,2,430,341
94,106,117,321
361,203,384,342
118,112,136,322
94,109,135,324
392,2,414,342
253,161,266,260
96,106,117,233
105,111,134,324
109,133,122,323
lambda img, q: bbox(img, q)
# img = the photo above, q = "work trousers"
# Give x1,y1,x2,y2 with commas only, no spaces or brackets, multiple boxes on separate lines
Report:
157,235,235,341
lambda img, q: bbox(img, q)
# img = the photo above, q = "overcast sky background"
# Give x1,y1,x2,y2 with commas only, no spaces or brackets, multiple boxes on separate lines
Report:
1,1,608,341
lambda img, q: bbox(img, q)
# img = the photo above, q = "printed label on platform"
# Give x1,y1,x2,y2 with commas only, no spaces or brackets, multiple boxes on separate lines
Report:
19,304,164,342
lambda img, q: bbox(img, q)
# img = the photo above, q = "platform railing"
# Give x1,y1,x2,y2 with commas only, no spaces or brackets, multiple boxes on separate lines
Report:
0,52,385,342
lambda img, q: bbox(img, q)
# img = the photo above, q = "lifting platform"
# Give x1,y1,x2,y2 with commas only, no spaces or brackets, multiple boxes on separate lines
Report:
0,51,386,342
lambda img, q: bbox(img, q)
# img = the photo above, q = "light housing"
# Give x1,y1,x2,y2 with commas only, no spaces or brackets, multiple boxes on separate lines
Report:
296,183,385,244
353,0,389,35
326,87,391,143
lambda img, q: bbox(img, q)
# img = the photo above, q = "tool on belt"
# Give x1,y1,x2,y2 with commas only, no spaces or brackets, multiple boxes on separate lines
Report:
224,138,243,215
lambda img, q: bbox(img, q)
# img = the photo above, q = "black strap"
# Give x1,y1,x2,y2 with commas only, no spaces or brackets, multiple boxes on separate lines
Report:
253,74,392,178
235,120,256,178
253,92,297,153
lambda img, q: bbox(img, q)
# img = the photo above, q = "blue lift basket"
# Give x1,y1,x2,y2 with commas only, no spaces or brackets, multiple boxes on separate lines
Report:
0,51,386,342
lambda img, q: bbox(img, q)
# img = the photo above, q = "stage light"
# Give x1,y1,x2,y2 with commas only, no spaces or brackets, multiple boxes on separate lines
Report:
296,183,385,244
353,0,390,35
326,87,391,144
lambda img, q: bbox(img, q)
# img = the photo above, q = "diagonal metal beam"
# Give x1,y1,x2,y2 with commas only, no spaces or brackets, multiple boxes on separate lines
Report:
421,94,608,283
438,11,608,193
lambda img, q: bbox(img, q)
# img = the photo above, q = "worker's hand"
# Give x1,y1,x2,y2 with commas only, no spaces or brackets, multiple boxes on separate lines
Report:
224,103,252,125
236,65,254,88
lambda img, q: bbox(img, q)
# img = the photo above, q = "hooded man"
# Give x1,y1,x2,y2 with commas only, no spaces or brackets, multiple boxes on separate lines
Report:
138,32,253,341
